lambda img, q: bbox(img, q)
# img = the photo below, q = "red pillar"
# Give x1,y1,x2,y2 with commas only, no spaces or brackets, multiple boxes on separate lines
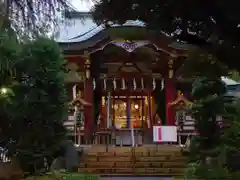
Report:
147,91,152,129
165,77,176,125
101,97,107,129
84,77,93,139
126,93,130,128
83,51,93,139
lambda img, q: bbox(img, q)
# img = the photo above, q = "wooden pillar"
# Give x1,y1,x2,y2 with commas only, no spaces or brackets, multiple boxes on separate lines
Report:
165,56,176,125
147,90,152,129
101,96,107,129
83,51,93,139
126,93,131,128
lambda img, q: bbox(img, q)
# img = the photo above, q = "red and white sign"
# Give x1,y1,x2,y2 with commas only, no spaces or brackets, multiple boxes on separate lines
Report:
153,126,178,142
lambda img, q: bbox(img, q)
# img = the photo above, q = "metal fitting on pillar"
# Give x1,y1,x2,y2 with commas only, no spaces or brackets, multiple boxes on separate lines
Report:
168,58,174,78
84,51,91,79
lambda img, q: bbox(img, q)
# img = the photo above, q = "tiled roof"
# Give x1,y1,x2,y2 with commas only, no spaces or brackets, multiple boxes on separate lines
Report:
55,11,145,43
55,11,192,52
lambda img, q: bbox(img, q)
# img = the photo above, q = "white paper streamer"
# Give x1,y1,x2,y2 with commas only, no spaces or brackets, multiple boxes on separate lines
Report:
93,78,96,90
103,78,107,90
122,78,126,90
72,84,77,99
152,78,156,90
113,78,116,90
133,78,137,90
141,78,144,90
161,79,164,90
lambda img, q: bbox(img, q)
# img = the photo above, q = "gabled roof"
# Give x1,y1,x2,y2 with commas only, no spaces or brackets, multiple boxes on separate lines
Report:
55,11,192,52
55,11,145,43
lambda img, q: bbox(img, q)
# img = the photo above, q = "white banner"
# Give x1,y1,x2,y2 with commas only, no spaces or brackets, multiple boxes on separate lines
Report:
153,126,177,142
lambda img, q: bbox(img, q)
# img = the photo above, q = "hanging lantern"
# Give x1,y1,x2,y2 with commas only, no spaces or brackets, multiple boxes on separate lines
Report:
122,78,126,90
133,78,137,90
93,78,96,90
103,78,107,90
152,78,156,90
161,79,164,90
141,78,144,90
113,78,117,90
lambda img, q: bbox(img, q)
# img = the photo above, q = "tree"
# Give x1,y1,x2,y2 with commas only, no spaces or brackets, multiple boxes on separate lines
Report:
0,0,73,36
181,49,238,179
222,100,240,178
0,37,68,174
0,0,73,95
92,0,240,70
0,29,20,86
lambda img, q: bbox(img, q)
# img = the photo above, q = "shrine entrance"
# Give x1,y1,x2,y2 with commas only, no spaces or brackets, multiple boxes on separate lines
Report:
111,95,150,130
109,95,151,146
100,78,156,146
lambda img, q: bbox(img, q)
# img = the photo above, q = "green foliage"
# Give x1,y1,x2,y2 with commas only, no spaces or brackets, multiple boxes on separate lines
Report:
26,172,99,180
191,77,226,152
187,100,240,179
221,100,240,173
185,161,231,180
179,48,228,78
0,30,19,85
182,50,227,152
180,49,232,179
0,37,68,173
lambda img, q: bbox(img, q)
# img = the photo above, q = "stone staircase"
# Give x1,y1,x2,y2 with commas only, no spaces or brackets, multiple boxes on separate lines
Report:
78,145,187,177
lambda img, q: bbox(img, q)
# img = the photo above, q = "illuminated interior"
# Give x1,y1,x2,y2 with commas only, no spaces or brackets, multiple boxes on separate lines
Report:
110,96,151,129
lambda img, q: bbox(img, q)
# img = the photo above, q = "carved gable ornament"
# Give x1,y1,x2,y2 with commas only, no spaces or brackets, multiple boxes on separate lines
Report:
111,40,149,52
169,90,192,109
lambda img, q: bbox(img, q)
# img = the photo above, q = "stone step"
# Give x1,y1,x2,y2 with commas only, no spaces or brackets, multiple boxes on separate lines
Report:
80,145,186,177
86,151,182,157
81,156,186,162
81,160,186,168
85,145,182,153
134,161,186,168
79,167,185,174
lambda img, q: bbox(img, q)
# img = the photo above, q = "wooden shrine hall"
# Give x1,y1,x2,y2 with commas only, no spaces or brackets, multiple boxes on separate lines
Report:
57,11,195,146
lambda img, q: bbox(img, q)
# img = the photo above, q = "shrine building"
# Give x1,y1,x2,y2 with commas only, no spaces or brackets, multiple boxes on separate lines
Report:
55,11,230,146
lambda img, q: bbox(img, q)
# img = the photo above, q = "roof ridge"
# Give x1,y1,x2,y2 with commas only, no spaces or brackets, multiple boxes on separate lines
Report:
64,10,92,19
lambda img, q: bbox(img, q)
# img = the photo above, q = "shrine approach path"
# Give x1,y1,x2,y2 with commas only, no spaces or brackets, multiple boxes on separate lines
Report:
101,177,173,180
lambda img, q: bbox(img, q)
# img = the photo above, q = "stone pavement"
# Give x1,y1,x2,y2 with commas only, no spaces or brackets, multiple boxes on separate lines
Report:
101,177,173,180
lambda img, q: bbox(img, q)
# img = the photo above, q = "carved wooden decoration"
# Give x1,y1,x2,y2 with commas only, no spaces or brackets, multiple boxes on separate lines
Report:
169,90,192,108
